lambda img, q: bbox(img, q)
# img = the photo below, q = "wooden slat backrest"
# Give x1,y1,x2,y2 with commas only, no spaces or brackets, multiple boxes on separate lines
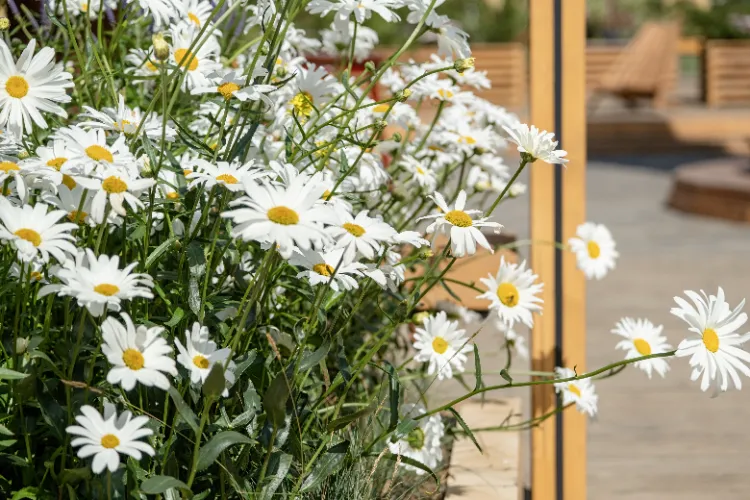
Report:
706,41,750,106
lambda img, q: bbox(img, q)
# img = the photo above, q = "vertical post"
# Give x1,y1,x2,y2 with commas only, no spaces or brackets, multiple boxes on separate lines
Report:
529,2,557,500
561,1,587,500
530,1,587,499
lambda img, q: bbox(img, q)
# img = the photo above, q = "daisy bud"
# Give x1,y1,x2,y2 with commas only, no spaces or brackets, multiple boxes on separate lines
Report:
392,132,402,142
418,248,434,259
374,119,387,131
453,57,475,73
152,33,170,61
412,311,430,325
364,61,376,73
17,150,29,160
15,337,28,355
0,18,10,31
395,89,412,102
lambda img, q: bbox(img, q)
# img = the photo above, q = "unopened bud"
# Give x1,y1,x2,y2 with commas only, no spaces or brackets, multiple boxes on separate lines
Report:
17,150,29,160
15,337,28,355
0,18,10,31
412,311,430,325
374,119,387,131
392,132,402,142
418,248,434,259
364,61,376,73
395,88,412,102
453,57,475,73
152,33,170,61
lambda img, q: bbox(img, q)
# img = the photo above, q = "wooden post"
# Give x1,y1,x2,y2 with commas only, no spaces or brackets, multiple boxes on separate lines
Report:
530,1,587,499
529,2,557,500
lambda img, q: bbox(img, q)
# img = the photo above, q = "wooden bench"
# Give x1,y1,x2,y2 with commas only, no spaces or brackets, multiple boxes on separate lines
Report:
705,40,750,107
591,21,680,108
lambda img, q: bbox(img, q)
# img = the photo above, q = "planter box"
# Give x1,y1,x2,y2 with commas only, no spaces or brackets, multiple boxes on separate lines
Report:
705,40,750,107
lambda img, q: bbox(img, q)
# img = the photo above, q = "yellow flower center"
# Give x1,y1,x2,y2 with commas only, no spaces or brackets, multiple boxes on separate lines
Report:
145,61,159,72
432,337,449,354
568,384,581,398
321,189,332,200
116,119,133,133
459,135,477,145
218,82,240,100
183,169,193,177
444,210,473,228
702,328,719,353
0,161,19,172
68,210,88,223
587,241,600,259
633,338,651,356
5,75,29,99
216,173,238,185
193,355,210,369
85,145,113,163
14,228,41,247
102,176,127,194
267,206,299,225
175,48,199,71
62,174,76,190
188,12,201,25
290,91,314,117
100,434,120,449
122,348,145,370
416,166,425,174
437,88,454,99
496,282,519,307
94,283,120,296
46,157,68,170
343,223,366,237
30,271,43,281
312,263,335,276
373,103,390,113
166,191,179,200
81,2,88,12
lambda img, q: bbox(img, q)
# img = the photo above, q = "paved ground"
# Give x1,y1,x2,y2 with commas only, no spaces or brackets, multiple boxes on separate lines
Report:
585,156,750,500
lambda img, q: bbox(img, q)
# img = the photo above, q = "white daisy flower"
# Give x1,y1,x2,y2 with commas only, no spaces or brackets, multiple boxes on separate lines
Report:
387,403,444,474
413,311,473,381
186,158,267,193
503,123,568,165
66,403,154,474
431,15,471,59
192,69,275,106
568,222,618,280
0,198,76,263
434,300,482,326
177,0,216,28
0,157,28,199
21,139,76,192
477,256,543,328
222,175,338,259
612,317,672,379
327,210,396,263
10,259,46,282
175,322,236,397
498,320,529,360
0,39,73,136
419,190,502,258
291,247,366,292
170,22,222,90
42,184,97,226
554,367,598,418
125,48,162,78
307,0,401,31
399,155,437,191
79,95,176,142
405,0,445,26
391,230,429,249
671,287,750,393
281,65,336,121
133,0,180,27
321,21,379,62
102,313,177,391
58,127,135,176
39,249,154,317
77,167,156,221
50,0,117,19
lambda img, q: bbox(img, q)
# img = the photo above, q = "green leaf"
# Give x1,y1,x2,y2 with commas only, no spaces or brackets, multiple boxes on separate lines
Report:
0,368,27,381
165,307,184,328
188,277,201,315
384,361,400,430
263,373,291,428
145,236,176,270
187,242,206,277
140,475,193,497
259,452,292,500
11,487,38,499
500,368,513,384
372,452,440,487
59,467,91,486
394,417,418,440
473,344,482,391
300,441,350,492
327,405,376,432
167,386,199,433
299,340,330,372
449,407,483,453
202,363,226,399
196,431,253,471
